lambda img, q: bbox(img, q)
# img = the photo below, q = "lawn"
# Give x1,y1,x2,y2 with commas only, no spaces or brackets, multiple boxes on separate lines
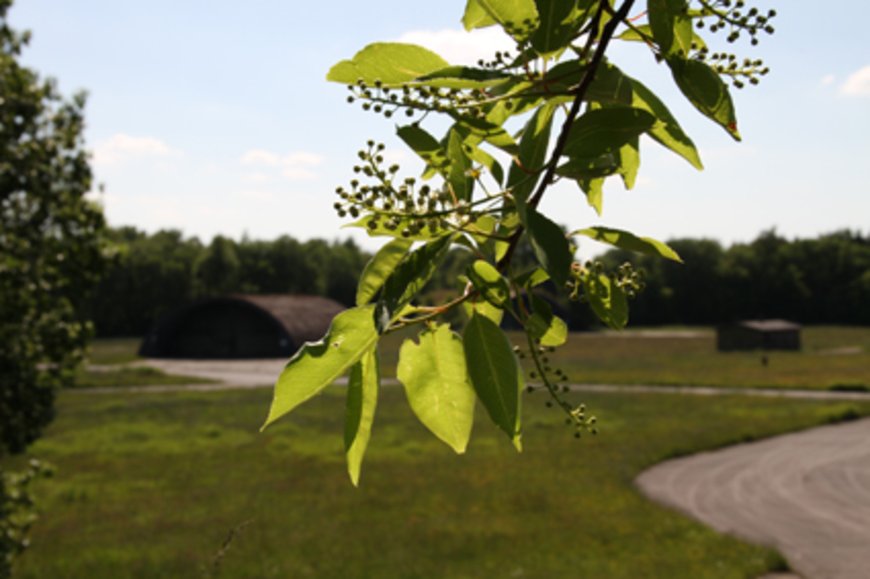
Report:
8,386,869,578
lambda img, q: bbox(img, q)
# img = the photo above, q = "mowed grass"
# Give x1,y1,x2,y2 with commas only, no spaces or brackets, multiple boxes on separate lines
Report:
507,326,870,391
9,386,870,578
73,366,218,389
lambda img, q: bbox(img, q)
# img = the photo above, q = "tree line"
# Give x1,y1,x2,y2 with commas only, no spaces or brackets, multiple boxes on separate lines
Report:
598,229,870,326
88,227,869,337
88,227,369,336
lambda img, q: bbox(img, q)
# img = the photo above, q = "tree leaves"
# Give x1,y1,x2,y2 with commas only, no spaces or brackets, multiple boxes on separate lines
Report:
508,103,555,209
356,238,414,306
585,273,628,329
464,313,523,450
668,58,741,141
398,324,476,453
526,207,573,288
467,259,511,308
344,346,379,486
563,107,656,161
262,306,379,430
327,43,449,87
462,0,540,41
531,0,592,57
573,226,682,262
375,235,454,332
648,0,693,59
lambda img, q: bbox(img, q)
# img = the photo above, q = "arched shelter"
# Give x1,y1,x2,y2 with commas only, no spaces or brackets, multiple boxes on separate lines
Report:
139,294,345,359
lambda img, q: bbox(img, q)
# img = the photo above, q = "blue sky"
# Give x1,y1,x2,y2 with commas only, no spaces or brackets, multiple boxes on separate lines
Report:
9,1,870,255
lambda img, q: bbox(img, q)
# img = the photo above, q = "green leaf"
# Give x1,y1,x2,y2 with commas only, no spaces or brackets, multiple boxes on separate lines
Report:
465,143,505,187
526,293,568,347
450,113,518,154
648,0,692,59
327,43,449,87
526,207,573,288
262,306,378,430
356,238,414,306
514,267,550,288
462,0,540,41
619,23,706,51
463,313,523,450
467,259,511,308
375,235,454,332
531,0,591,57
465,299,505,325
585,272,628,329
507,103,555,209
668,58,740,140
344,346,379,486
447,129,473,201
398,324,476,453
617,138,640,190
580,177,605,215
564,107,656,161
463,0,498,29
416,66,513,89
588,63,703,169
573,226,683,262
397,124,448,176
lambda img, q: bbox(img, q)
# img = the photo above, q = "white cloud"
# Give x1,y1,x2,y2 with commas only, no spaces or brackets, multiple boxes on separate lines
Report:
839,65,870,96
820,74,836,86
240,149,323,180
397,27,514,66
93,134,181,166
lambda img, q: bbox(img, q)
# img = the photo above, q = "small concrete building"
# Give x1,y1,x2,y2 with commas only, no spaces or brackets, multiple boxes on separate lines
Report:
140,294,344,359
716,319,802,352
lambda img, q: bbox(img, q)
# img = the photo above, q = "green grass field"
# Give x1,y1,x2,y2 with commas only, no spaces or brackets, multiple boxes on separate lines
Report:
9,386,869,578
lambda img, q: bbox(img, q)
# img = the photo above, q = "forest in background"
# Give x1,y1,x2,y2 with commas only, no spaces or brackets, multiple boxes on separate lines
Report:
88,228,870,337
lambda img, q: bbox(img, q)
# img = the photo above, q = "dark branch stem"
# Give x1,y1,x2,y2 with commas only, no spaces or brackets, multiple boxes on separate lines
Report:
497,0,636,273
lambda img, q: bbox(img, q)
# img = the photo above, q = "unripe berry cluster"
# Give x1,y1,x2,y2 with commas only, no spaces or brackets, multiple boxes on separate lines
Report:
697,49,769,88
694,0,776,46
345,78,491,122
333,140,476,238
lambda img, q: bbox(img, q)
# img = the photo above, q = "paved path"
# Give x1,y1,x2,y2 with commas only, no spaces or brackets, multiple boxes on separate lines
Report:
637,417,870,579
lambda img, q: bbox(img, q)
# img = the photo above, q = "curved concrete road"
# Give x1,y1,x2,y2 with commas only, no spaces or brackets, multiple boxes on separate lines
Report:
637,417,870,579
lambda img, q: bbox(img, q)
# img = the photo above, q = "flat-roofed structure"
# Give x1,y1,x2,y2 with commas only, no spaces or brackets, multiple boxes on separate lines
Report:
716,319,802,352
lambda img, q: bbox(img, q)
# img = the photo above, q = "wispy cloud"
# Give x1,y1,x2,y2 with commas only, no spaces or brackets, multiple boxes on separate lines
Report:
240,149,323,180
93,134,182,166
820,74,836,86
397,27,514,66
839,65,870,96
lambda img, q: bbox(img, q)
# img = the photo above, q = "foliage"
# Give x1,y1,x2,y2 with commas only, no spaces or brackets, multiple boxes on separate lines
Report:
86,228,369,336
600,230,870,325
0,0,107,571
264,0,776,483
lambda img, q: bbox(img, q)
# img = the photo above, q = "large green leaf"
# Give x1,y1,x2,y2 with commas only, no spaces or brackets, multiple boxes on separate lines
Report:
527,207,573,288
416,66,513,89
648,0,692,59
447,129,473,201
526,293,568,347
467,259,511,308
585,272,628,329
398,324,476,453
463,313,523,450
462,0,498,29
668,58,740,141
262,306,378,430
563,107,656,161
462,0,540,40
397,124,448,176
617,138,640,189
375,235,454,331
573,226,682,262
587,63,703,169
344,346,379,486
507,103,555,209
327,43,449,87
356,238,414,306
531,0,592,57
